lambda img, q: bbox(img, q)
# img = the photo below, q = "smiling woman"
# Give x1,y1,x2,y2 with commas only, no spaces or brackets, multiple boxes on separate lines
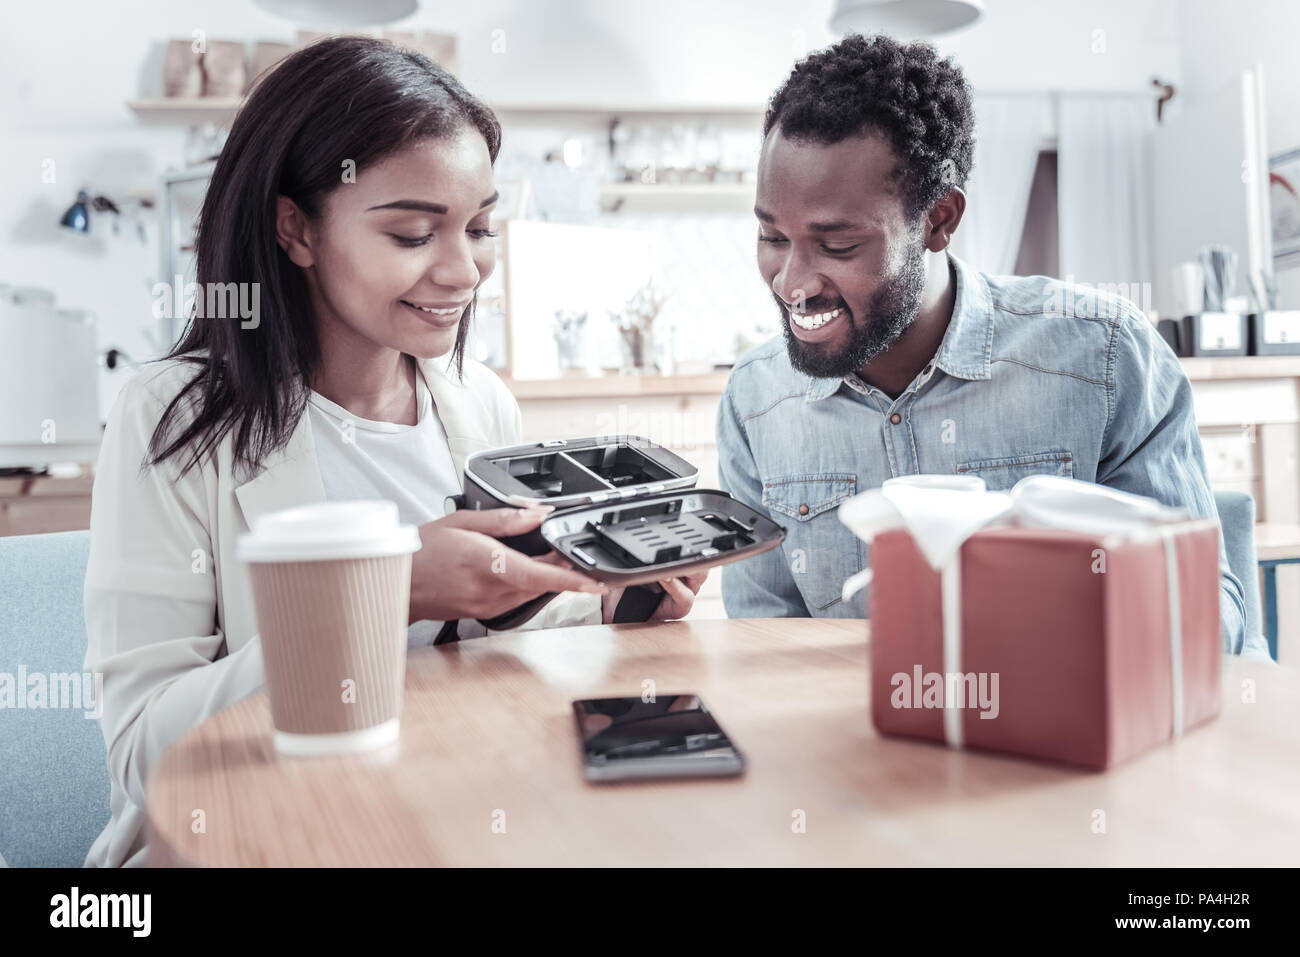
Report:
151,35,503,474
80,36,706,869
274,130,501,427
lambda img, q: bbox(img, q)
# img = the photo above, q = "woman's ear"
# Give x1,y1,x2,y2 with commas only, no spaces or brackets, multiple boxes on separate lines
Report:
275,195,315,268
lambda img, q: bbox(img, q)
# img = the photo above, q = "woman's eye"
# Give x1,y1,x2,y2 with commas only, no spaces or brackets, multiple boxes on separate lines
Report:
391,234,432,248
758,234,787,244
469,228,500,239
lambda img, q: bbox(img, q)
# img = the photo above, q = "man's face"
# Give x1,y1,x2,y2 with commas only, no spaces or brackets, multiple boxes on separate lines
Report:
755,129,927,379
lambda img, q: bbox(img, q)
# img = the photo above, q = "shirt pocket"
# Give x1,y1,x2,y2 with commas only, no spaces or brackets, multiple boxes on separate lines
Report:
955,449,1075,491
761,473,861,613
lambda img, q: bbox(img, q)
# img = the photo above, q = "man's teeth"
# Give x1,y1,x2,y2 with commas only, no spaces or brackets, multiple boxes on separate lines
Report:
791,306,843,330
403,301,463,316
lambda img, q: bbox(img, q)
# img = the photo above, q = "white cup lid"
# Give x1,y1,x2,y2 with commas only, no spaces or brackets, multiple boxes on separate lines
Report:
237,500,421,563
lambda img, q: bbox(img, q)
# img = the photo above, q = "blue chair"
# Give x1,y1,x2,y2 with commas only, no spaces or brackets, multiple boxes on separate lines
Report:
1214,490,1268,658
0,530,110,867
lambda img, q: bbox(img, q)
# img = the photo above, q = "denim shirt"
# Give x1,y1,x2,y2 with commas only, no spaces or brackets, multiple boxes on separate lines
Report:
717,253,1263,657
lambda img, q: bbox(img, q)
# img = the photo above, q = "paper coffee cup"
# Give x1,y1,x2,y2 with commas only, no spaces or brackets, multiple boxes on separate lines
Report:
237,500,421,756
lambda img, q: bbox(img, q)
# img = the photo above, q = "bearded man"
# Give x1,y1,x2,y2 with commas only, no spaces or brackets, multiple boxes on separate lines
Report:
716,33,1263,657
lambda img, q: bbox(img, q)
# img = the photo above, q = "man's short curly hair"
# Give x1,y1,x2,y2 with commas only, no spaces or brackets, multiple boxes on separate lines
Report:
763,33,975,219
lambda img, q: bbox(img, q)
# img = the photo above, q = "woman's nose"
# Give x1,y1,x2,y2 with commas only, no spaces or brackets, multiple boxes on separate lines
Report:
429,234,480,291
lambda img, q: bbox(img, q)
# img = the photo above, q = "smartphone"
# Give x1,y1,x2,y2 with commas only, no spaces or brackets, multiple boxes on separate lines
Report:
572,694,745,782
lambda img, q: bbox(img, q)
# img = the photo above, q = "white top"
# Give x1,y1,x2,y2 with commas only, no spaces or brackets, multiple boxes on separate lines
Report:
83,353,600,868
307,359,460,647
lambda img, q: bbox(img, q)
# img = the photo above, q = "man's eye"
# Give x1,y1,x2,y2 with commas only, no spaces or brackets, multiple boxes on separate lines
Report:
822,244,859,255
758,234,787,244
391,234,432,247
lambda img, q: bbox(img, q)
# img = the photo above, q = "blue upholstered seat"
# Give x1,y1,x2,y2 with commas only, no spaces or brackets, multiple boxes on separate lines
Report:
0,530,109,867
1214,490,1265,656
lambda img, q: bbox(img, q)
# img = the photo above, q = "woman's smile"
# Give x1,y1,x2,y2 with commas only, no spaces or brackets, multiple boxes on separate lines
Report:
400,299,468,328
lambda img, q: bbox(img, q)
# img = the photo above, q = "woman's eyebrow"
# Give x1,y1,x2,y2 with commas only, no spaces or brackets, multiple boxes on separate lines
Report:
366,192,499,214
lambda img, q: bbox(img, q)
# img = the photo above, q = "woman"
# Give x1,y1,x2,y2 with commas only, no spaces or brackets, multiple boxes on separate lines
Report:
84,36,703,867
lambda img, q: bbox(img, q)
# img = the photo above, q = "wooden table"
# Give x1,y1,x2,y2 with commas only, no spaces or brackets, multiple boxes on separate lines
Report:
146,619,1300,866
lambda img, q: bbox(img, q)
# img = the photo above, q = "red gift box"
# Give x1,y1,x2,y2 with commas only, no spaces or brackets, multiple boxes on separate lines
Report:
867,517,1222,770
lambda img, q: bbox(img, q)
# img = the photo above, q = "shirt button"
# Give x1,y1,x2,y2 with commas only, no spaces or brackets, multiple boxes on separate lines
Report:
798,504,809,516
889,413,902,424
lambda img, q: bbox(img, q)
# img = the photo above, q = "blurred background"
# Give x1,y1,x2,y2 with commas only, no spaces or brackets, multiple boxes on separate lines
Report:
2,0,1299,641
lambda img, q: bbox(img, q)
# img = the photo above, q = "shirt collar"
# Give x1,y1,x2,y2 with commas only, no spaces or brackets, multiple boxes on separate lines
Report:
801,253,994,401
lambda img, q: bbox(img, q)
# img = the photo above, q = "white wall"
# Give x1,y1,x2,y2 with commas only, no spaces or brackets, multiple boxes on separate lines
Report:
1174,0,1300,306
1,0,1186,421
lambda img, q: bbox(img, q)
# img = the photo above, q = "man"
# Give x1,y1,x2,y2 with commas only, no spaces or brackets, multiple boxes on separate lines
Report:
716,33,1266,657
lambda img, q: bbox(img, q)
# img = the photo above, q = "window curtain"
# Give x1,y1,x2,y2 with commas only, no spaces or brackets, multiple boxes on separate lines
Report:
1057,94,1156,291
950,93,1052,275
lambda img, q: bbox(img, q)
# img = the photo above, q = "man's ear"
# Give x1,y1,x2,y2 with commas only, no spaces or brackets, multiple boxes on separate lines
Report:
275,195,315,268
924,187,966,253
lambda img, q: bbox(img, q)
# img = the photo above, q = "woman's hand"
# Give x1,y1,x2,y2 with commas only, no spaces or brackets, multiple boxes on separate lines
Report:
410,507,608,623
600,571,709,624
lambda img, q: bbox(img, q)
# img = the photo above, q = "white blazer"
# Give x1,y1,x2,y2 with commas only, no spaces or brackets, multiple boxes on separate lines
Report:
82,353,599,867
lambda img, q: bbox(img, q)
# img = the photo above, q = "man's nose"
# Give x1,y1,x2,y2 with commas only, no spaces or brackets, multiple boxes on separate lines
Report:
771,252,822,311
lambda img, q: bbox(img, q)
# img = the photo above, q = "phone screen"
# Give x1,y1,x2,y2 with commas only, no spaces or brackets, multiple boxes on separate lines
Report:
572,694,745,782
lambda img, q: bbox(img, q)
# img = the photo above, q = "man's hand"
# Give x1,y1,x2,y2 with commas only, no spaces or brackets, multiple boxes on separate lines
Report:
601,572,709,623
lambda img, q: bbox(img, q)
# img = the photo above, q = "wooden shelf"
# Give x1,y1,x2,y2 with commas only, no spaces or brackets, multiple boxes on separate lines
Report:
128,97,765,126
599,182,753,201
0,444,101,470
501,357,1300,399
502,357,1300,399
501,372,729,400
1180,356,1300,380
490,102,764,116
127,97,242,124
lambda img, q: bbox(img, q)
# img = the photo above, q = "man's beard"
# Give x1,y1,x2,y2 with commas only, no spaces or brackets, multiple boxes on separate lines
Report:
778,236,928,380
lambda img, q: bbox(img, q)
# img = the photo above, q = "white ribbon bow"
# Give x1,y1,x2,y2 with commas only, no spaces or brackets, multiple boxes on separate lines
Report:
838,475,1193,747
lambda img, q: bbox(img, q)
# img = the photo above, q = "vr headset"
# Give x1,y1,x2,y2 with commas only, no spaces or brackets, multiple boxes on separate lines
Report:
445,435,786,630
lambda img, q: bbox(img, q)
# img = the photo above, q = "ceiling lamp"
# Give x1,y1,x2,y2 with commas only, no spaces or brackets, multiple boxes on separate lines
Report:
829,0,985,38
251,0,419,27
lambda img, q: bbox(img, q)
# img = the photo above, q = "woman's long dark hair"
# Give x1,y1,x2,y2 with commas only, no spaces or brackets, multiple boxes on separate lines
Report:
147,35,501,478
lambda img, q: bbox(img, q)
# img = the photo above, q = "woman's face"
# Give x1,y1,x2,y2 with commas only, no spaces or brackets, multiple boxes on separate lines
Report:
292,129,498,360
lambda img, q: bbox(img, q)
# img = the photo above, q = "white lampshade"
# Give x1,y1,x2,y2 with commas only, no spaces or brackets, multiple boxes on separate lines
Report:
252,0,418,27
829,0,985,38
